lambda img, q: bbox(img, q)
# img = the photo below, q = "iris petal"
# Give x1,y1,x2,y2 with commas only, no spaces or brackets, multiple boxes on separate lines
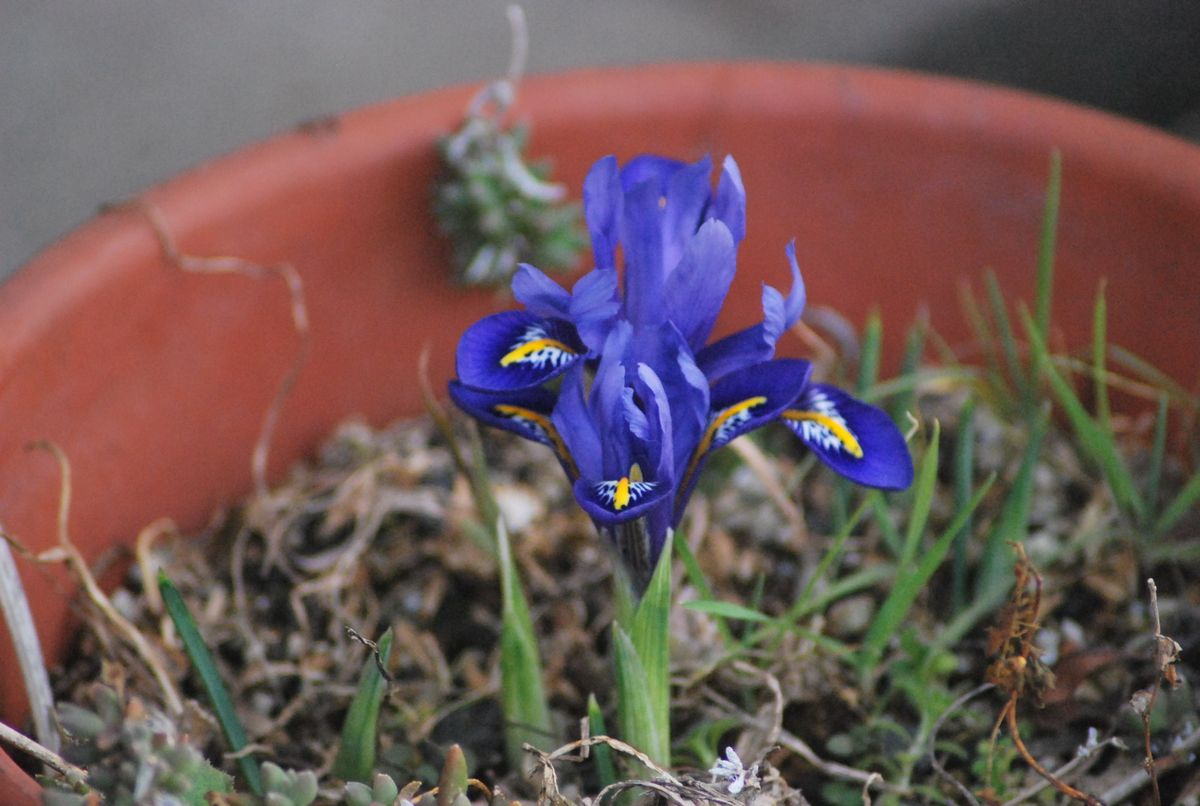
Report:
710,155,746,243
448,381,578,478
674,358,812,521
551,365,601,480
574,467,672,525
666,219,737,351
568,268,620,352
456,310,584,391
782,383,914,490
512,264,571,319
619,177,667,327
584,155,622,270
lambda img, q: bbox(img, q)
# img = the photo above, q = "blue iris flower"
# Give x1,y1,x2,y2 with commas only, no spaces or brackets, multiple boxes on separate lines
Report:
450,154,913,587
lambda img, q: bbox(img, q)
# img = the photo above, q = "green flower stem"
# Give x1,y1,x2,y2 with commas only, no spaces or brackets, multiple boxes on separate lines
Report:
613,535,672,768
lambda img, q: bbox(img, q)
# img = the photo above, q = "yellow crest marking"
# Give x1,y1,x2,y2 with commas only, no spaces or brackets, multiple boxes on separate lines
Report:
676,396,768,512
499,337,576,367
783,410,864,458
614,477,631,510
493,403,579,477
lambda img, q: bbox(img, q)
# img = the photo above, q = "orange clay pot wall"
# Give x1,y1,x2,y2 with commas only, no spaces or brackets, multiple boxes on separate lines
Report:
2,64,1199,800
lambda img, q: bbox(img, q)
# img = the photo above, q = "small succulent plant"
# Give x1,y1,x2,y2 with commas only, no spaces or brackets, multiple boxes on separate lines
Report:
41,683,230,805
344,771,411,806
433,81,585,287
259,761,318,806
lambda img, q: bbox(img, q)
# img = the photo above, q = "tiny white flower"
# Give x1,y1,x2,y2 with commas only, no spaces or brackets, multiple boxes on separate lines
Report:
709,747,759,795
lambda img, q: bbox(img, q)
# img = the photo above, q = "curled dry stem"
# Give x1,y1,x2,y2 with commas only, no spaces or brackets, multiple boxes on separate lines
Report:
28,441,184,715
128,199,312,498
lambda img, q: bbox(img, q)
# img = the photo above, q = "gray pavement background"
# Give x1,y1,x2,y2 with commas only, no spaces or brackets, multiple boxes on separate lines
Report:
4,1,1199,280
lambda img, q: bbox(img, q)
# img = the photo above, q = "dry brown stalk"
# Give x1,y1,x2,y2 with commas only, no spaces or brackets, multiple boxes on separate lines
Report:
27,442,184,715
984,544,1104,806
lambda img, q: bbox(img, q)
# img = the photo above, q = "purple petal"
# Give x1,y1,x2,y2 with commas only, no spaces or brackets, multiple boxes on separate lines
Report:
666,219,737,351
674,358,812,522
573,468,672,526
782,384,914,490
551,365,600,480
456,310,584,391
781,241,807,328
584,155,622,269
448,381,578,478
661,156,714,272
619,154,685,192
619,177,666,327
710,155,746,243
635,362,675,485
512,264,571,319
568,268,620,352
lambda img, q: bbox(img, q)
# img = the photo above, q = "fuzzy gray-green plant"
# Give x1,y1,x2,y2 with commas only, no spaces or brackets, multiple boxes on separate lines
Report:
344,771,407,806
433,96,584,287
41,683,230,805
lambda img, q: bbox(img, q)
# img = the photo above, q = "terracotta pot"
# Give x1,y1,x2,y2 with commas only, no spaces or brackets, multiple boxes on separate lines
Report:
2,63,1199,799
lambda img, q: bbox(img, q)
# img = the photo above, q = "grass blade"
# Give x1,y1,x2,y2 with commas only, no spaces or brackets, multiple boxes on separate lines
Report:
673,531,733,645
978,408,1047,598
984,271,1028,405
1033,150,1062,359
158,570,262,796
612,625,664,767
587,694,618,789
952,397,977,611
332,627,393,783
1020,306,1145,522
1146,392,1169,517
683,599,772,623
862,472,996,673
899,421,940,569
496,517,552,769
857,308,883,396
1091,280,1111,434
1155,470,1200,536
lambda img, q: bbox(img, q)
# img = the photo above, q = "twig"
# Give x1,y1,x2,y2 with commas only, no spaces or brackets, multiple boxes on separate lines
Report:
728,437,807,543
927,683,992,806
345,626,395,683
1002,732,1124,806
1130,577,1183,806
0,718,87,785
131,199,311,498
0,528,59,755
1098,726,1200,804
28,441,184,715
702,686,904,796
1004,695,1103,806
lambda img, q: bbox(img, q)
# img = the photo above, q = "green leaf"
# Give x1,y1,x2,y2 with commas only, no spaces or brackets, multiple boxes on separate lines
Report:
857,308,883,396
587,694,617,790
683,599,772,623
436,745,471,806
899,420,940,570
332,628,394,783
612,625,665,768
672,532,733,644
1033,150,1062,367
978,408,1047,598
984,270,1027,403
626,538,672,766
952,397,977,611
1091,280,1111,434
158,570,262,796
861,470,996,671
496,517,552,769
1155,470,1200,536
1146,392,1169,518
1020,306,1145,522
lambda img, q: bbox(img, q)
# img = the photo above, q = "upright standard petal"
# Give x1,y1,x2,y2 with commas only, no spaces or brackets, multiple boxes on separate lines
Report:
456,310,584,391
782,383,914,490
674,358,812,522
618,176,667,328
709,155,746,243
583,155,622,270
568,268,620,353
666,218,737,351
